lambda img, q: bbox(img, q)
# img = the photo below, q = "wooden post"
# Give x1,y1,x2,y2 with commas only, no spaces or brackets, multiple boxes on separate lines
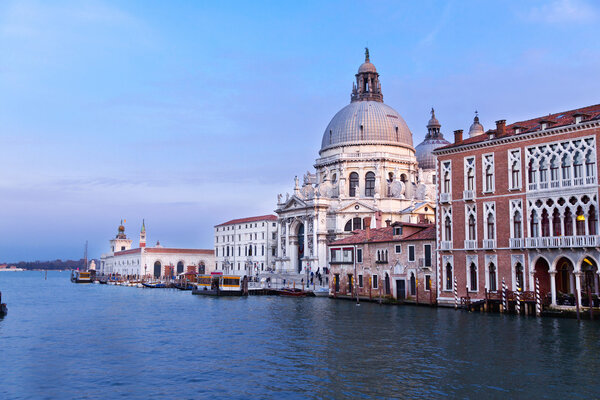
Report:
575,290,581,322
588,286,593,321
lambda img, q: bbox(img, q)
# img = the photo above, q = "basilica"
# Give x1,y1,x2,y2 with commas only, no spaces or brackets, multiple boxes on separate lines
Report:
274,49,449,275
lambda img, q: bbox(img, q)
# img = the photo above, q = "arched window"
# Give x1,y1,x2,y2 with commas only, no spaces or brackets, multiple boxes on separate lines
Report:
576,206,585,235
349,172,359,197
552,209,561,236
467,168,474,191
515,263,524,290
586,151,596,179
511,161,520,188
344,217,363,232
539,159,548,186
561,154,571,181
487,213,495,240
443,172,450,193
541,209,550,237
445,263,453,290
468,215,476,240
513,211,522,238
489,263,497,291
344,220,352,232
589,206,597,235
410,272,416,295
365,172,376,197
470,263,477,291
564,207,573,236
530,210,539,237
528,160,537,185
485,165,493,191
573,152,583,180
444,217,452,241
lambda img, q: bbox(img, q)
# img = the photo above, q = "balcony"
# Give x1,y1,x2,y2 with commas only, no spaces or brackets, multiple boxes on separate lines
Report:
528,183,537,191
483,239,496,249
440,192,451,203
463,190,475,201
464,240,477,250
440,241,452,250
525,235,600,249
586,176,597,185
509,238,524,249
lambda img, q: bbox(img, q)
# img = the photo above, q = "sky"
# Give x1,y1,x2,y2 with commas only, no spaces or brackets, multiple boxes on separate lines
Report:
1,0,600,262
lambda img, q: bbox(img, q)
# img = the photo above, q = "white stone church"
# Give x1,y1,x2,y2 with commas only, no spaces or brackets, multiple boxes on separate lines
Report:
274,49,449,276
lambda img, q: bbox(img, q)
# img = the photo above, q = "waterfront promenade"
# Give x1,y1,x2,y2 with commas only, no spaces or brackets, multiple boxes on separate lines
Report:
1,271,599,399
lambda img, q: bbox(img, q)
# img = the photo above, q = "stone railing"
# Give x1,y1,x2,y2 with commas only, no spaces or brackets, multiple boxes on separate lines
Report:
464,240,477,250
483,239,496,249
525,235,600,248
440,241,452,250
440,193,451,203
509,238,524,248
463,190,475,201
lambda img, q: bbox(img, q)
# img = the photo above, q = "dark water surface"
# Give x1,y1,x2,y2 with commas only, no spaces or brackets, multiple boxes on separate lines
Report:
0,271,599,399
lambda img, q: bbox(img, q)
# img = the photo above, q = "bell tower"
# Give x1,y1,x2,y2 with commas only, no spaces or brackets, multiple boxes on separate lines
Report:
351,48,383,103
140,219,146,248
109,220,133,254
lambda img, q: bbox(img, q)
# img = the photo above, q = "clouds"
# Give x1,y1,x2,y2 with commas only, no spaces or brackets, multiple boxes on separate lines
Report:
520,0,598,24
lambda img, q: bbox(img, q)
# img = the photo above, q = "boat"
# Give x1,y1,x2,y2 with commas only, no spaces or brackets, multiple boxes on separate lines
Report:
192,273,248,296
313,287,330,297
0,303,6,317
142,281,167,288
173,282,194,290
70,270,92,284
276,288,311,297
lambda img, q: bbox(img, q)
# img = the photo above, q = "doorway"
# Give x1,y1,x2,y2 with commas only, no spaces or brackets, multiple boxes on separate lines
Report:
396,279,406,300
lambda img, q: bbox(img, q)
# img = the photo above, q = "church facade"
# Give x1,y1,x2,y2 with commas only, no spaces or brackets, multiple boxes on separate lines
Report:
274,50,448,276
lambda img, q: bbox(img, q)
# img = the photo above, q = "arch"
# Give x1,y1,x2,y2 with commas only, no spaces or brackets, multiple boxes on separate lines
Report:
515,262,524,290
578,256,599,296
296,223,304,274
533,256,551,299
469,262,477,291
554,257,575,295
445,262,453,290
176,261,184,275
488,262,497,292
153,260,162,278
385,273,390,295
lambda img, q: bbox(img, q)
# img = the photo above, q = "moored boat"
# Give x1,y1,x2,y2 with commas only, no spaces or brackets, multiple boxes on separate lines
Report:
142,281,167,288
192,273,248,296
70,270,92,284
0,291,6,316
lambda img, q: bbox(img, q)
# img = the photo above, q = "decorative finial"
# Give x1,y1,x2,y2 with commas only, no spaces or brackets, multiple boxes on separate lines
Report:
365,47,370,62
141,219,146,233
474,110,479,122
431,107,435,118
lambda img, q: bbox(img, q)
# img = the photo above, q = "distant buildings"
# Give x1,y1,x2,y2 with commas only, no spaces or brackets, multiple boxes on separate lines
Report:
434,104,600,308
213,215,278,275
99,221,214,277
275,49,443,278
327,219,436,303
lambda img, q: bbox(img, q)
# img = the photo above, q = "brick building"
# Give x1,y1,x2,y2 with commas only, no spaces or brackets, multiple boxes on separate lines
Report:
433,105,600,309
327,220,436,303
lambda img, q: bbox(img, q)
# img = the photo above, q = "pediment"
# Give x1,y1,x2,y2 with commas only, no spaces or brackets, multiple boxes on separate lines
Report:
338,200,378,213
282,195,308,210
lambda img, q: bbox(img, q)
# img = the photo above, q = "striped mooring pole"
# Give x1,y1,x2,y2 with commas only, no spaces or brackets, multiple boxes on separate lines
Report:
501,278,507,312
535,277,541,316
515,284,521,315
454,276,458,309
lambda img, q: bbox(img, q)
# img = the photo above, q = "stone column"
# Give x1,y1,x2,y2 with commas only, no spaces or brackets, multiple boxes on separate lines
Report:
285,219,290,261
277,220,282,258
595,271,599,295
560,216,565,236
303,217,309,272
575,272,583,307
312,215,318,259
550,271,557,306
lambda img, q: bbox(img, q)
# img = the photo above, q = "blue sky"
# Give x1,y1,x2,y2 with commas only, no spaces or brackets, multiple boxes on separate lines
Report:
1,0,599,262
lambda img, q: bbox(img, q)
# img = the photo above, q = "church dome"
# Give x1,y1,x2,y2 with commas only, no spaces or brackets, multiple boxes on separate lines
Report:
358,61,377,74
415,108,450,170
320,101,413,152
469,113,485,137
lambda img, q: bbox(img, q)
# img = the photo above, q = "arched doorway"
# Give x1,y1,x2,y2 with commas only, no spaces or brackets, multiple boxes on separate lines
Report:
533,257,551,299
297,223,304,273
410,272,416,296
580,256,599,296
176,261,184,275
153,261,161,278
555,257,574,294
385,273,390,295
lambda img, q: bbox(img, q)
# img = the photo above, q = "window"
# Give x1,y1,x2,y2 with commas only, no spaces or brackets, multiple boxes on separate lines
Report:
410,273,416,295
356,248,363,263
425,275,431,291
465,156,475,191
468,214,476,240
515,263,524,290
509,149,521,189
408,245,415,262
365,172,376,197
487,213,495,240
424,244,431,267
262,245,264,256
469,263,477,291
394,226,402,236
372,274,378,289
445,263,453,290
444,216,452,241
272,247,276,256
349,172,359,196
395,245,402,254
483,154,494,192
513,212,522,238
443,172,451,193
358,275,363,288
489,263,497,291
344,217,363,232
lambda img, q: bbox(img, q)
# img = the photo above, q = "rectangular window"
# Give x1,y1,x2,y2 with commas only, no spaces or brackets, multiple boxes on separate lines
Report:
358,274,363,288
395,245,402,254
424,244,431,267
372,274,378,289
272,232,277,240
356,248,363,263
408,245,415,262
272,247,276,256
342,249,353,263
330,248,341,262
425,275,431,291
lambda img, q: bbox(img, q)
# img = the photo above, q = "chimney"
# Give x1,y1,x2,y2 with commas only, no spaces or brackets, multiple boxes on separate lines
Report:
364,217,372,240
495,120,506,136
453,129,463,144
375,211,382,228
385,219,392,227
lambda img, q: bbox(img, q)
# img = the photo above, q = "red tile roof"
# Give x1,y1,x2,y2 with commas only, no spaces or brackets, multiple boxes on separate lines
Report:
216,215,277,227
435,103,600,151
329,224,434,245
145,248,214,255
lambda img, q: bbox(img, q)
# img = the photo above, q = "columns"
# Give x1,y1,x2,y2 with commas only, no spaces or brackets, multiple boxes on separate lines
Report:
285,219,290,262
276,220,282,258
595,271,599,295
312,215,318,259
575,272,583,307
550,271,557,306
303,217,309,272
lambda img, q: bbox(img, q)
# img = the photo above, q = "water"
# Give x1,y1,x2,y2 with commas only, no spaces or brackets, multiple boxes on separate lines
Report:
0,271,599,399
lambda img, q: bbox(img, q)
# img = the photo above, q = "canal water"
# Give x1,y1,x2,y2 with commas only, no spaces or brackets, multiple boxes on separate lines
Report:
0,271,599,399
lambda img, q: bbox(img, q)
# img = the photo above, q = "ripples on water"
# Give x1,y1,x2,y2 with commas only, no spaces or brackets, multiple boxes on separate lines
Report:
0,271,599,399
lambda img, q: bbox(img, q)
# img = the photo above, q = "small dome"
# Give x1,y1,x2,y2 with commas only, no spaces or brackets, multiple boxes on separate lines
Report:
416,138,450,170
358,61,377,74
321,101,413,152
469,114,485,137
118,225,125,232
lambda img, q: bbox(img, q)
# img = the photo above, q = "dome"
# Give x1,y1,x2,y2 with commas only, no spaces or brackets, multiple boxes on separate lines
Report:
320,101,413,152
469,114,485,137
358,61,377,74
415,138,450,170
